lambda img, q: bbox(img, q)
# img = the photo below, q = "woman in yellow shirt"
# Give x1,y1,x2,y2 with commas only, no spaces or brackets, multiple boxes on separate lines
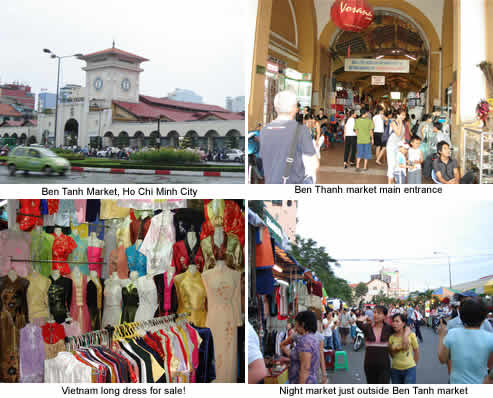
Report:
389,313,420,384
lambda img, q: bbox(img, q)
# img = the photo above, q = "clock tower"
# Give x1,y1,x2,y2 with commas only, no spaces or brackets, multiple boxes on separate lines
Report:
78,47,149,107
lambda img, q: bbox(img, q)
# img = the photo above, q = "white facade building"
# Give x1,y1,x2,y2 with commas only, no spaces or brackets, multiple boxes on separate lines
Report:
0,47,244,150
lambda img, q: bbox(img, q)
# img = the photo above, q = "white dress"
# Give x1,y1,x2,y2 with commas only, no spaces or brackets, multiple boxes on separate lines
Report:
134,276,158,322
102,279,122,327
139,211,176,275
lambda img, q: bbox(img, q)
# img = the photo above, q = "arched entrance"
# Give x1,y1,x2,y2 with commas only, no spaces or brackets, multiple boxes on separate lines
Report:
19,133,27,145
132,131,145,149
205,130,219,152
149,131,160,148
225,129,242,149
28,136,36,145
183,130,199,149
64,118,79,146
117,131,130,148
103,131,114,147
165,131,179,148
11,133,18,145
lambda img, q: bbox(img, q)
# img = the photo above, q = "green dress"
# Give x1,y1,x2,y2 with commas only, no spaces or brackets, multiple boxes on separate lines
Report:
31,230,55,277
67,234,89,275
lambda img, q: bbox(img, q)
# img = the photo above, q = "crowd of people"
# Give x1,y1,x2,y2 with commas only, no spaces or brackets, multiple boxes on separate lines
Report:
248,293,493,385
258,89,476,184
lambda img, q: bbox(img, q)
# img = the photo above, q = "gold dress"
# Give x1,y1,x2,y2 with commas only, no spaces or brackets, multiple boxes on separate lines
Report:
202,265,242,382
174,270,207,327
26,272,51,322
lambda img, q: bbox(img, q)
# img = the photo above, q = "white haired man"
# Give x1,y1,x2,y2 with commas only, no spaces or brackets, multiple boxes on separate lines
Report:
259,90,319,184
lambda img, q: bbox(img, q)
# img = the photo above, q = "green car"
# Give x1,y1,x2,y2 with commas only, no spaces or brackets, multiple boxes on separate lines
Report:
7,146,71,176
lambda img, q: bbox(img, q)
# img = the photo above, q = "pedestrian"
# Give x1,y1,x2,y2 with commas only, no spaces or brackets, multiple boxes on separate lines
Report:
386,110,406,184
365,306,374,321
258,91,319,184
373,107,386,165
248,321,268,384
339,307,352,346
316,108,329,150
350,310,357,340
343,109,357,168
322,312,334,350
354,107,374,172
356,305,394,384
408,136,423,184
438,298,493,384
389,313,419,384
413,305,424,342
394,142,409,184
281,311,321,384
332,310,342,350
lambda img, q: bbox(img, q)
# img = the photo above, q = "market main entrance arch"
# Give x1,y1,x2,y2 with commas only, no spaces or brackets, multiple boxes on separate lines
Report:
64,118,79,146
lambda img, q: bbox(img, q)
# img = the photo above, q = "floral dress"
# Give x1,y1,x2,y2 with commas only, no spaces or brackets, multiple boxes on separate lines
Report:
52,234,77,275
288,333,320,384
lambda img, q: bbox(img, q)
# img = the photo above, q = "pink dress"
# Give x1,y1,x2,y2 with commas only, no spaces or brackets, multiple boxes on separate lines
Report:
87,247,103,278
69,274,91,333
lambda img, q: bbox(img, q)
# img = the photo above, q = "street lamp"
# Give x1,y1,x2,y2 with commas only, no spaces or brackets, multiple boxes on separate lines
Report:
434,251,452,288
43,49,83,147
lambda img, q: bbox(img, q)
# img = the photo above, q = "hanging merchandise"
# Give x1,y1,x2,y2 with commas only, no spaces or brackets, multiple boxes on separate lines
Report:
0,199,245,383
331,0,374,33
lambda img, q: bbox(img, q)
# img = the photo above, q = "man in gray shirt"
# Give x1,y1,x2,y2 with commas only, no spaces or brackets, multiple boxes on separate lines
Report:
259,90,318,184
433,141,460,184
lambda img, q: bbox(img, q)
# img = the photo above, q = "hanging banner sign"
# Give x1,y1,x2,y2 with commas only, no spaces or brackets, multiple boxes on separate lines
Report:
345,59,410,73
371,76,386,85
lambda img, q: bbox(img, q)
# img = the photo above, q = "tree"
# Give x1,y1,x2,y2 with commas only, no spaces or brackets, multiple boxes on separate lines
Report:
354,282,368,303
290,235,353,304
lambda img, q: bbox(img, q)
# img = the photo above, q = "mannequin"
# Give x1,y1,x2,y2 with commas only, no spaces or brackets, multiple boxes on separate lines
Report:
213,226,225,247
51,269,60,281
186,232,197,252
188,263,197,274
87,270,103,330
54,227,62,237
7,268,17,282
134,272,159,322
110,272,119,281
47,314,56,323
69,266,90,333
34,225,42,234
102,274,122,327
88,232,104,247
121,271,139,323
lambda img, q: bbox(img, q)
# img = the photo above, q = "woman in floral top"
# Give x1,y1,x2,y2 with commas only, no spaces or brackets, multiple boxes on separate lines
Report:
281,310,321,384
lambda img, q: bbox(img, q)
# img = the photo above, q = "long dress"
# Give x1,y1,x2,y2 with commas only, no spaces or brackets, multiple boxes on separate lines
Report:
102,280,122,327
48,276,72,324
19,323,45,382
121,284,139,323
30,229,54,277
69,273,91,333
87,246,103,278
86,277,104,331
202,265,242,382
67,235,89,275
134,276,158,322
52,234,77,276
26,272,51,323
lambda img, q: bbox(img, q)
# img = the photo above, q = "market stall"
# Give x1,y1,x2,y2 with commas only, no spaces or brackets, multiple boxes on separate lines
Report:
0,199,245,383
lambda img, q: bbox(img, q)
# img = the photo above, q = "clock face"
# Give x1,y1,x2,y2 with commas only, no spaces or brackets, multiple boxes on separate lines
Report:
122,78,131,91
94,77,103,90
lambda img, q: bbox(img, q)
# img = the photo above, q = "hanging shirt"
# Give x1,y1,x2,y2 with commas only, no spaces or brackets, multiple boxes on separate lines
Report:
30,229,54,277
19,323,45,382
126,242,147,277
52,234,77,275
0,229,31,277
67,235,89,275
55,200,75,227
26,272,51,320
100,200,131,220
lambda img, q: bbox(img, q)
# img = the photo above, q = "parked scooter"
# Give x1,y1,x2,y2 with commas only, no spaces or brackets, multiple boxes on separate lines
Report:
353,325,365,351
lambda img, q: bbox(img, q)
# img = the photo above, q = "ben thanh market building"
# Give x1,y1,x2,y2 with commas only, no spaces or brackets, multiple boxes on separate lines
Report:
248,0,493,182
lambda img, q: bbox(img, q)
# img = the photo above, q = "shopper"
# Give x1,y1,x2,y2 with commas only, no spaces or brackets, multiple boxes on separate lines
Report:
394,142,409,184
332,310,342,350
356,305,393,384
322,312,334,349
407,136,423,184
354,107,374,172
259,90,318,184
438,298,493,384
284,311,321,384
343,109,357,168
248,321,269,383
339,307,352,346
317,109,329,150
386,110,406,184
373,107,386,164
389,313,419,384
413,305,424,342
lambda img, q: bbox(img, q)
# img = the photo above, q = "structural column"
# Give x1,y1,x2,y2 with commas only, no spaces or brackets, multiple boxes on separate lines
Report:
248,0,273,130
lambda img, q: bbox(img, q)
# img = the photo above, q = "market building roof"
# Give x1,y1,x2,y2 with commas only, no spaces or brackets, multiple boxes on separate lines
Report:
79,47,149,62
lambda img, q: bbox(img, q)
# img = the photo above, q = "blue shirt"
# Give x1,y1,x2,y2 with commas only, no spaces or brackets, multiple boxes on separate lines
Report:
126,243,147,277
444,328,493,384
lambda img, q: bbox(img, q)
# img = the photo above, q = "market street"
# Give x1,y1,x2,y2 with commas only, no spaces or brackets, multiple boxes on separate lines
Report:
0,169,244,184
328,326,449,384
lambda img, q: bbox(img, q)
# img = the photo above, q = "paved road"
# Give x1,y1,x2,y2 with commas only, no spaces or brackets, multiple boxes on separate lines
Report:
327,326,449,384
0,169,244,184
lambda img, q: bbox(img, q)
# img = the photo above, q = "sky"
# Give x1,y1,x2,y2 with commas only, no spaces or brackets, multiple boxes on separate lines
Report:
0,0,245,107
295,200,493,292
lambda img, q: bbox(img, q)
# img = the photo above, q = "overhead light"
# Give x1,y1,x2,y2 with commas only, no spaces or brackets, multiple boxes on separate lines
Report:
405,54,417,61
376,55,384,60
273,265,283,273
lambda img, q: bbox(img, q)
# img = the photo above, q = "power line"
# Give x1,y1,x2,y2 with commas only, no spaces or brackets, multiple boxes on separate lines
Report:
335,252,493,262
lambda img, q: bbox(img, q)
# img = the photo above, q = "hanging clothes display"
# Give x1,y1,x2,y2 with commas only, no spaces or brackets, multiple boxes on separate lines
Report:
0,199,244,384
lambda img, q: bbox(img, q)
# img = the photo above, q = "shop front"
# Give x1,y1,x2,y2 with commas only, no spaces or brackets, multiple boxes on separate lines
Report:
0,199,245,383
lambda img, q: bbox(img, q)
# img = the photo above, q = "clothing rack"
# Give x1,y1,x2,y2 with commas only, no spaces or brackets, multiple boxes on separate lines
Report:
64,312,191,351
8,257,107,265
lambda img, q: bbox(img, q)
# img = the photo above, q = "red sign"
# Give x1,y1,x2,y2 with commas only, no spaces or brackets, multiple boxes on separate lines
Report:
331,0,374,32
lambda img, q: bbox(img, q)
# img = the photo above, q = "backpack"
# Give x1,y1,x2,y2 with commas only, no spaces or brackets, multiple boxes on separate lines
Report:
423,152,438,178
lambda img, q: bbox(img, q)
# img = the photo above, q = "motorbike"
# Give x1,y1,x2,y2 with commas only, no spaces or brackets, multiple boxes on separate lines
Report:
353,325,365,351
